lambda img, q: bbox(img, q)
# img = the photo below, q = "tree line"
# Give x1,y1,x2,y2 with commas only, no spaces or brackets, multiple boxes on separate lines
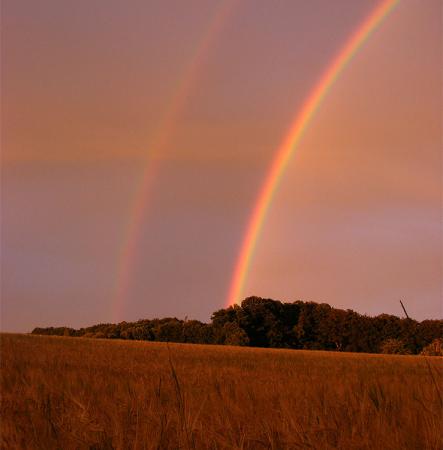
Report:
32,296,442,355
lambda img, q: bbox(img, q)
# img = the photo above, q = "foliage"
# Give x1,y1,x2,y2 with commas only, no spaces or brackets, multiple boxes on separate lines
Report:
31,297,443,355
380,338,411,355
222,322,250,346
420,338,443,356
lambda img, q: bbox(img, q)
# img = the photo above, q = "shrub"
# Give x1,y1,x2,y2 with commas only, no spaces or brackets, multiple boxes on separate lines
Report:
381,338,411,355
223,322,250,346
420,338,443,356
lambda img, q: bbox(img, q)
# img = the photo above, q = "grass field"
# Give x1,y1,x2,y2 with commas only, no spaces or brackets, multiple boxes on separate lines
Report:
1,334,442,449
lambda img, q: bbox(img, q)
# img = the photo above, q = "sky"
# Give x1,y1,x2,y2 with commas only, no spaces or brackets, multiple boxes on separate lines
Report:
1,0,441,332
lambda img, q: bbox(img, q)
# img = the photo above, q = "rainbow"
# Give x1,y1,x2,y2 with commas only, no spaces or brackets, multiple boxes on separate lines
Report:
112,0,237,321
226,0,400,307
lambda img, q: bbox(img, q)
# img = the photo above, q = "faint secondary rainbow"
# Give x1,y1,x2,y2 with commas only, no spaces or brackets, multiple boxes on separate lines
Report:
112,0,237,321
226,0,400,307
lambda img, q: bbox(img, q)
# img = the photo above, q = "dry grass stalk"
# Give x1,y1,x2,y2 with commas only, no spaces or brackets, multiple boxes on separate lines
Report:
1,333,442,449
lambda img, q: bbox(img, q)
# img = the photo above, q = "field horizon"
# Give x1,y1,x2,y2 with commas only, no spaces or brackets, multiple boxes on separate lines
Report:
29,297,443,357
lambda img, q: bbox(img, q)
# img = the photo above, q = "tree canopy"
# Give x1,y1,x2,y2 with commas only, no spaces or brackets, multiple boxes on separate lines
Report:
32,297,442,355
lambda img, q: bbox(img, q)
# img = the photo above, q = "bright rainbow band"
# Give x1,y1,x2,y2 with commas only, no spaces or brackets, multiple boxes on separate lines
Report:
226,0,400,307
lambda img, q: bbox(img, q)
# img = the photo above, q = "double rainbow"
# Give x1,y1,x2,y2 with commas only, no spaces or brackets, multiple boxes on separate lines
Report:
226,0,400,306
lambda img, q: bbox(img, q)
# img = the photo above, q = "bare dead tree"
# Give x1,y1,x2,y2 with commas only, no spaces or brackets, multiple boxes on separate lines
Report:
399,300,442,407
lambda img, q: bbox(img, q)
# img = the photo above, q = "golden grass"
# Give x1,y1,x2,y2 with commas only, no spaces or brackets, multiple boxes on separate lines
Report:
1,333,442,449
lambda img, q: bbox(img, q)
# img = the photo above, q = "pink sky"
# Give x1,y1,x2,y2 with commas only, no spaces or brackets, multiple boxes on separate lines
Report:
2,0,441,331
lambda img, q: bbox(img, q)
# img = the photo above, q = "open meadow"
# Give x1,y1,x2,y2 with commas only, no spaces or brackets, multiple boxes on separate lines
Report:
1,333,442,449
